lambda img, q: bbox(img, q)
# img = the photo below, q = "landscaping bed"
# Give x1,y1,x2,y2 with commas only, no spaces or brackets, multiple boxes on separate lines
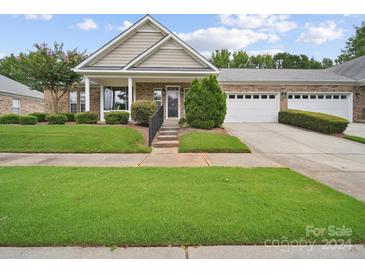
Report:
179,129,250,153
0,166,364,246
0,125,150,153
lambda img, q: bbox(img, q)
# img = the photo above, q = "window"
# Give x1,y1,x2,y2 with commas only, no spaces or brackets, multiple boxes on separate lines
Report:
302,95,309,99
237,94,244,99
333,95,339,99
69,91,77,113
325,95,332,99
261,95,268,99
104,87,128,111
153,88,162,107
245,95,251,99
80,92,86,112
228,94,235,99
12,98,20,114
310,95,316,99
294,95,301,99
288,94,293,99
341,95,347,99
269,95,275,99
253,95,259,99
318,95,324,99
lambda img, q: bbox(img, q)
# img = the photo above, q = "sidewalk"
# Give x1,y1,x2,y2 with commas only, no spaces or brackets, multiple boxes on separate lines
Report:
1,245,364,259
0,152,281,167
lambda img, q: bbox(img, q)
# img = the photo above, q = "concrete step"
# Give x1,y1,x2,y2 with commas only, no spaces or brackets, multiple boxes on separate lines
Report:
153,140,179,148
160,126,179,131
159,130,178,135
157,135,178,141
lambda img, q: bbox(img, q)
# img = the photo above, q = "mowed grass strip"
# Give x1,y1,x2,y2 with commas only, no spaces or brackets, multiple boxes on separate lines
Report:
0,125,150,153
344,135,365,144
0,166,364,247
179,132,250,153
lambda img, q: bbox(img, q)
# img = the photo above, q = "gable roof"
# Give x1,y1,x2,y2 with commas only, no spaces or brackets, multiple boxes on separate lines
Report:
74,15,218,74
329,56,365,81
0,74,44,99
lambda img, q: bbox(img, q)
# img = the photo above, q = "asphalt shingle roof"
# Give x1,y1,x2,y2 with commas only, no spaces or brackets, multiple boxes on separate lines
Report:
0,74,44,99
328,56,365,81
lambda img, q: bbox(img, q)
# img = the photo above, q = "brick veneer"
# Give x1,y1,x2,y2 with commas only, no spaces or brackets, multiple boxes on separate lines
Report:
0,94,44,115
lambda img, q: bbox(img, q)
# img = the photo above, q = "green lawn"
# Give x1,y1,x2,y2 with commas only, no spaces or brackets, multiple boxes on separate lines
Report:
1,166,364,247
0,125,150,153
344,135,365,144
179,132,250,153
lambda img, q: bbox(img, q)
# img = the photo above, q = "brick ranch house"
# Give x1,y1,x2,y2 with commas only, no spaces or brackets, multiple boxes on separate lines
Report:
0,74,44,115
45,15,365,123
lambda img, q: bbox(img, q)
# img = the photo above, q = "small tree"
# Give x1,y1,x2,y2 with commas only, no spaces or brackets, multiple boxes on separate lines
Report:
185,75,226,129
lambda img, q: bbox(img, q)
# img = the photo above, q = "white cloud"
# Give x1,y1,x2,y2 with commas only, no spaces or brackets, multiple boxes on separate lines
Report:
247,49,284,56
106,20,132,32
297,21,343,44
219,14,297,33
0,52,6,59
177,27,279,54
76,18,98,31
24,14,53,21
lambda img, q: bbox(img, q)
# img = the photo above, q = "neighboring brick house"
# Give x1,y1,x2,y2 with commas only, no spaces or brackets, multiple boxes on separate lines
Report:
46,14,365,122
0,74,44,115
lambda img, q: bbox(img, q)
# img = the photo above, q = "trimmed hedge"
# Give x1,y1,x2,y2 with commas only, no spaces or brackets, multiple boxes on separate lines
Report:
131,100,158,126
46,114,67,125
29,112,47,122
19,115,37,125
105,111,129,124
60,113,75,122
0,114,20,124
75,112,98,124
278,109,349,134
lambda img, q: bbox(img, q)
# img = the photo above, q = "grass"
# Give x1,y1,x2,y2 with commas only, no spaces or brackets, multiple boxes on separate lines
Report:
344,135,365,144
0,125,150,153
0,166,364,247
179,132,250,153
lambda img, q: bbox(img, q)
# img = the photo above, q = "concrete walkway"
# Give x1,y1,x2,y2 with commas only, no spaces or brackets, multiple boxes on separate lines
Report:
225,123,365,202
345,123,365,138
1,245,364,259
0,152,280,168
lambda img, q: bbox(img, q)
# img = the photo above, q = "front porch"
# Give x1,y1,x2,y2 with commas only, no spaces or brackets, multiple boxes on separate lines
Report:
83,76,192,121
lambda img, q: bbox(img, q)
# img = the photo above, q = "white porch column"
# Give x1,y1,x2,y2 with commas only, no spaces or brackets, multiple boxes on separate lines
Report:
128,77,133,119
85,77,90,112
99,85,104,121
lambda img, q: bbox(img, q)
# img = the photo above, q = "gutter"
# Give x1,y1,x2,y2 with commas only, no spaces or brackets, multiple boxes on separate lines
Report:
218,80,356,86
0,91,44,101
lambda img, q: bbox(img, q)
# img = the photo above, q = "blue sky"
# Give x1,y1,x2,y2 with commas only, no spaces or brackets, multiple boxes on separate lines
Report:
0,14,364,60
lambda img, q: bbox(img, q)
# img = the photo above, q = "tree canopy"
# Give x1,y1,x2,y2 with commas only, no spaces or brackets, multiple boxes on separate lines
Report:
336,21,365,63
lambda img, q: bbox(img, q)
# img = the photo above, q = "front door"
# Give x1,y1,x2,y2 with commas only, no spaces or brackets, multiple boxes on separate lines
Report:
166,87,179,118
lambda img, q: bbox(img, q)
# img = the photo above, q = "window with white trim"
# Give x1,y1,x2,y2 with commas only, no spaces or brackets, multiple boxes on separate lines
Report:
80,91,86,112
153,88,162,107
104,87,128,111
69,91,77,113
12,98,20,114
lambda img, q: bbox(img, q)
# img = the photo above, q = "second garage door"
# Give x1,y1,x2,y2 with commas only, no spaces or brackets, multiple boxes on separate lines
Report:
225,93,279,122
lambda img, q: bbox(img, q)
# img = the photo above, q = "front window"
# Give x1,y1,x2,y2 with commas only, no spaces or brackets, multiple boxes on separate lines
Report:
12,98,20,114
69,91,77,113
104,87,128,111
80,92,86,112
153,88,162,107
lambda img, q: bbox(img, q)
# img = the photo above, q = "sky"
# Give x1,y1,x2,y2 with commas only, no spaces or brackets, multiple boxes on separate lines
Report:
0,14,364,61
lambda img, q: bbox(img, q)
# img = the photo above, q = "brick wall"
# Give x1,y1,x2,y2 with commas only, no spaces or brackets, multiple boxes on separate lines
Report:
0,94,44,115
354,86,365,121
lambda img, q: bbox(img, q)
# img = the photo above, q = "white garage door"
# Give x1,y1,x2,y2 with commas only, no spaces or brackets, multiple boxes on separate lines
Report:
287,93,352,121
225,93,279,122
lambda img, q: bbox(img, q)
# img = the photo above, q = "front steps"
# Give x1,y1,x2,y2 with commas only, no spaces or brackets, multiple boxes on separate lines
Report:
152,120,179,151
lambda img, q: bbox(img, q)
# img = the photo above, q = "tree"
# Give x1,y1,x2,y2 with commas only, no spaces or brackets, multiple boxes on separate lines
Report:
231,50,249,68
321,58,334,68
0,42,86,113
337,21,365,63
210,49,231,68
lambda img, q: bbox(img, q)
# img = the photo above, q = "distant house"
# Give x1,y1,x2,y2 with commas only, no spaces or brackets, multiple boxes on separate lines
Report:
0,74,44,115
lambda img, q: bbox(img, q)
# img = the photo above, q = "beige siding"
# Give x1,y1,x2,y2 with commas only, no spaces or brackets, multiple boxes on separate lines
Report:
91,30,165,67
137,45,208,68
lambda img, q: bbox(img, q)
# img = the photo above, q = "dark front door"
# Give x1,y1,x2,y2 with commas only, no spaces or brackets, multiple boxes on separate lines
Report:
167,91,179,118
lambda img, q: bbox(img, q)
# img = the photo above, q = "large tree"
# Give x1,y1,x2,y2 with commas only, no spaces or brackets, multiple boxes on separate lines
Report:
209,49,231,68
336,21,365,63
231,50,249,68
0,42,86,113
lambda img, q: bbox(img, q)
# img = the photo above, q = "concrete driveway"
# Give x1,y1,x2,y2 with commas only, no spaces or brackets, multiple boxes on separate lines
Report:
345,123,365,138
225,123,365,202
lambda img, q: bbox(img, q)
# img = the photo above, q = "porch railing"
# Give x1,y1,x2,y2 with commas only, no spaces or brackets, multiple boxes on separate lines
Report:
148,105,164,146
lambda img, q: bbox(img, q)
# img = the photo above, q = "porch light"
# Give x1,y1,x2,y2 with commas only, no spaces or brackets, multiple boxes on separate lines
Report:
162,88,165,96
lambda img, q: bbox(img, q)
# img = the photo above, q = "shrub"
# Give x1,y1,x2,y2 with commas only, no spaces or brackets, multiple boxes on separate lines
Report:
75,112,98,124
105,111,129,124
60,113,75,122
46,114,67,125
185,75,226,129
278,109,349,134
131,100,158,126
0,114,20,124
29,112,47,122
19,115,37,125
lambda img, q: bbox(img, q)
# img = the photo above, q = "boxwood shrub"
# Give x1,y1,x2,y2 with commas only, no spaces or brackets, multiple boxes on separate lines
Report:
278,109,349,134
131,100,157,126
75,112,98,124
105,111,129,124
19,115,38,125
29,112,47,122
60,112,75,122
0,114,20,124
46,114,67,125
